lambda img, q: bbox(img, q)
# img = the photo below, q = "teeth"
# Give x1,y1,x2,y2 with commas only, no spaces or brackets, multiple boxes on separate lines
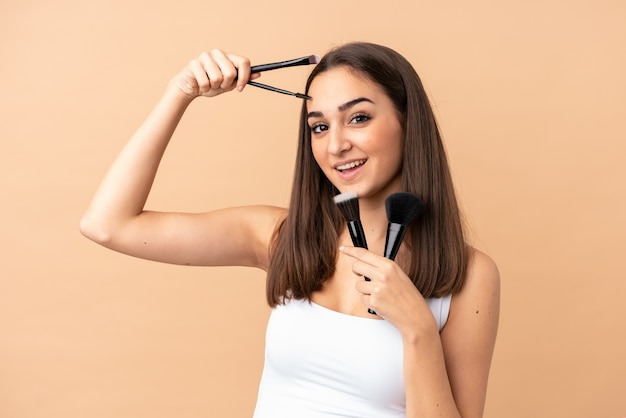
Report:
336,160,366,171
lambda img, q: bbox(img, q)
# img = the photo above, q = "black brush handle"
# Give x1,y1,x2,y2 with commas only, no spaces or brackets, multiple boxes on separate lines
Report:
347,220,368,248
384,223,407,261
247,81,311,100
345,221,377,315
250,56,314,73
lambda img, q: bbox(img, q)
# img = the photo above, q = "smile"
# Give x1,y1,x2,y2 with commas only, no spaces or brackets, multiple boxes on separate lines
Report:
336,159,367,172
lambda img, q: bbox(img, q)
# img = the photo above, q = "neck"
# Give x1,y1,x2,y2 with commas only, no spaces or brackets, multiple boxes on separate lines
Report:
355,199,389,246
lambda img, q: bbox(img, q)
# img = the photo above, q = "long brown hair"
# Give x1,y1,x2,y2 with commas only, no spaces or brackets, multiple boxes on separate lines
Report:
266,42,467,306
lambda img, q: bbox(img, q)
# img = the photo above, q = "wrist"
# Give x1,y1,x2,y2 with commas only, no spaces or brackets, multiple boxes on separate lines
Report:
400,316,440,346
165,79,197,106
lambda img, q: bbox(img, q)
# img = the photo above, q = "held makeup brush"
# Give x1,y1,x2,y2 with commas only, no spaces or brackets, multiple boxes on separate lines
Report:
333,192,376,315
246,81,312,100
384,193,425,261
333,191,368,249
245,54,320,100
250,55,320,73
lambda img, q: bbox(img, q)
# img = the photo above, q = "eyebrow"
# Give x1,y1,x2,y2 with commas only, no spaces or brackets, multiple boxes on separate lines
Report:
306,97,374,119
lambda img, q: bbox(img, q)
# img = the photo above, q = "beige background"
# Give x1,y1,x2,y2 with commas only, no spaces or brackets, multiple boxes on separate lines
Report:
1,0,625,417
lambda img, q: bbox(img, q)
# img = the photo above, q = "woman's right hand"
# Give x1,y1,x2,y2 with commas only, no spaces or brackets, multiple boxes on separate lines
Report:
171,49,260,99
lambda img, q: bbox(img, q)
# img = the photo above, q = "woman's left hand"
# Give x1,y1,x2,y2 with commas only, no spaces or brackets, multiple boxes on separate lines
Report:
340,245,439,340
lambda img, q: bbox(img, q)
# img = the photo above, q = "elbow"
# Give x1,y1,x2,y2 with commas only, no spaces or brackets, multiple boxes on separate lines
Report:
79,213,113,245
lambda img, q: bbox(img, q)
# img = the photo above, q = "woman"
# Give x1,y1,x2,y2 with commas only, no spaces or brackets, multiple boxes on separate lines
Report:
81,42,500,418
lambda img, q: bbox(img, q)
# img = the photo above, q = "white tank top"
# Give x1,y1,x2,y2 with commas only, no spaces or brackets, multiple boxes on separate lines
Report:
252,295,451,418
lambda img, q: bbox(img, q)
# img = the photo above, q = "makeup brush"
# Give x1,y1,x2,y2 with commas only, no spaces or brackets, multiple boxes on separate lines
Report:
250,55,320,73
334,192,376,315
246,81,311,99
384,193,425,261
243,54,320,100
333,191,368,249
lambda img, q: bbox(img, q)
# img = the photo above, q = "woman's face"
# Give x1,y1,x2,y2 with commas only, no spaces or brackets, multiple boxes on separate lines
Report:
307,66,405,202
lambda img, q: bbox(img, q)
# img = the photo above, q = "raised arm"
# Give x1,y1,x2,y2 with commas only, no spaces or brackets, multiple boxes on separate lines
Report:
80,49,284,269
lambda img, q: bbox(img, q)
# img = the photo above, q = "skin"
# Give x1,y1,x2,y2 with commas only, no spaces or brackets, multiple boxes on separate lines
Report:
307,66,405,204
80,48,500,418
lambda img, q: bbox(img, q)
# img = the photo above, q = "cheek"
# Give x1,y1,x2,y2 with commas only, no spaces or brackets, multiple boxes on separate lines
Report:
310,142,334,179
370,128,403,157
382,131,405,171
311,135,336,163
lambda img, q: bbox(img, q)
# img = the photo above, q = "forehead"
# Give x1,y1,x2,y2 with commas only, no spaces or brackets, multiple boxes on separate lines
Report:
307,66,387,110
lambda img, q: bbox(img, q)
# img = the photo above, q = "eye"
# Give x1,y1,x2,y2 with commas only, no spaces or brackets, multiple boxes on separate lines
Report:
350,113,371,124
310,122,329,134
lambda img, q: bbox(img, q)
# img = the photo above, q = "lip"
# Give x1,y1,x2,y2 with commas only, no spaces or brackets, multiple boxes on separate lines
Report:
333,158,367,180
334,159,367,172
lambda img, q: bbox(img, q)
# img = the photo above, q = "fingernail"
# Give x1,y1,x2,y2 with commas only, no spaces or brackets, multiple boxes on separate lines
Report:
339,246,345,252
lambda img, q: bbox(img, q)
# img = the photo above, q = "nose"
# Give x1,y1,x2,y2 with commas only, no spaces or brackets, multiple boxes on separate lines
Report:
327,126,352,155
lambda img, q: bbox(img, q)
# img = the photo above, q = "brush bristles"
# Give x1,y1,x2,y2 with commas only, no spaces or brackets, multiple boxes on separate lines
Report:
385,192,424,226
309,54,321,64
333,192,360,222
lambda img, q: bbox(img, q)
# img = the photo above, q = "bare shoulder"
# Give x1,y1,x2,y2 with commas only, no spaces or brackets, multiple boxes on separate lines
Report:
464,247,500,294
444,246,500,335
449,247,500,316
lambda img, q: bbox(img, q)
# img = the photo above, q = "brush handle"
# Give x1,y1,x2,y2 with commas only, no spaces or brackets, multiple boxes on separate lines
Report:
347,220,368,249
345,220,377,316
250,56,313,73
247,81,311,100
384,223,407,261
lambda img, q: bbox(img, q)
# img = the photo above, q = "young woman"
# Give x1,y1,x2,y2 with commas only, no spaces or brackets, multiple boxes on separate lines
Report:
81,42,500,418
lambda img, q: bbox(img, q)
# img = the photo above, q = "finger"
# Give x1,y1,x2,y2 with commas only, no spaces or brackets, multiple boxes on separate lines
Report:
339,245,385,267
227,53,252,92
196,52,222,94
209,49,238,91
339,245,368,259
189,57,211,95
355,278,375,295
199,51,224,93
357,287,381,317
350,258,381,282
